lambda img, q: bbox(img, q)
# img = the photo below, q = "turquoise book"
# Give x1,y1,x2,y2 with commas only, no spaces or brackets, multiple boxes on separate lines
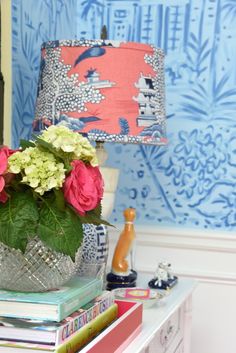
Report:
0,277,103,322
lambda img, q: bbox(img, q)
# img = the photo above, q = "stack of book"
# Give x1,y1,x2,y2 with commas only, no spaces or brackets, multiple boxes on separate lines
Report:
0,276,118,353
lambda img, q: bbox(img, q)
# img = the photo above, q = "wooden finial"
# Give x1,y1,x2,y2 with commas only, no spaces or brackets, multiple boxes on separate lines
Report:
123,208,136,223
100,25,108,40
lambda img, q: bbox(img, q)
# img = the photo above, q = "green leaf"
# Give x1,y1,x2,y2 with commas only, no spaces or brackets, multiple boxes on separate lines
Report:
38,199,83,260
53,189,65,211
0,192,39,252
79,204,113,227
34,137,62,159
20,139,35,149
92,203,102,218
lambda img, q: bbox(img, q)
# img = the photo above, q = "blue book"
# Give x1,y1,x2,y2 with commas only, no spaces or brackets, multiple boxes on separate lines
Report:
0,277,102,322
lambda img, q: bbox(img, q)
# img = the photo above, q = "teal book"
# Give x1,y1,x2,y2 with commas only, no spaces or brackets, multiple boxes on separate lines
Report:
0,277,103,322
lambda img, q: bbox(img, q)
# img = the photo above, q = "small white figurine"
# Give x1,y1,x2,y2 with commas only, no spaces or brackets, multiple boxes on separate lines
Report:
154,261,174,286
159,261,174,280
149,261,177,289
155,268,168,286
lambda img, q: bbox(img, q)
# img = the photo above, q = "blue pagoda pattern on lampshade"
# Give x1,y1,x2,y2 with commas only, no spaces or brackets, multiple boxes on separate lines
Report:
33,39,167,146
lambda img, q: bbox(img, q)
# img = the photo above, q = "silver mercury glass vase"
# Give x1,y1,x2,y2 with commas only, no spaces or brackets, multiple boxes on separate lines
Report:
0,237,82,292
0,224,109,292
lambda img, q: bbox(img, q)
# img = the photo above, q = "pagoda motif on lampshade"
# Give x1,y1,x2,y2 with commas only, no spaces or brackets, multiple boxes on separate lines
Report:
33,39,167,145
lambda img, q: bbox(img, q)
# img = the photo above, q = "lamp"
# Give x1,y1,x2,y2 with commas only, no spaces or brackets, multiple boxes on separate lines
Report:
33,39,166,284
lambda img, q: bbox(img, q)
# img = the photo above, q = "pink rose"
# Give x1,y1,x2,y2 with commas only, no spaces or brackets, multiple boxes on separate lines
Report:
0,147,17,203
63,160,104,216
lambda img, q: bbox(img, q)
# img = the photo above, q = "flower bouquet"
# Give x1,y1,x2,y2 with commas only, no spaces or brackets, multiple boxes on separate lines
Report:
0,126,107,291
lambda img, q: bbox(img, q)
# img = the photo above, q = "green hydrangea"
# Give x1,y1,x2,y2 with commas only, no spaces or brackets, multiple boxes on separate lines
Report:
40,125,98,166
8,147,66,195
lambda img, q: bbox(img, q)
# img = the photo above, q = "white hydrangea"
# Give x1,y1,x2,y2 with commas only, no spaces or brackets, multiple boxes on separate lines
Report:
40,125,98,166
8,147,66,195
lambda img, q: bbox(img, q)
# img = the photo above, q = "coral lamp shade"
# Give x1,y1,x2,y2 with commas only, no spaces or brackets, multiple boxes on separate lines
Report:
33,39,166,145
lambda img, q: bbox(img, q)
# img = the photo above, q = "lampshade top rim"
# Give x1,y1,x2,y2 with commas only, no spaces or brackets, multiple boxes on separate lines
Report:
41,39,165,55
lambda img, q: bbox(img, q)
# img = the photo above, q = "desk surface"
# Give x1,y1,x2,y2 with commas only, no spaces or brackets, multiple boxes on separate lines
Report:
122,274,197,353
79,274,197,353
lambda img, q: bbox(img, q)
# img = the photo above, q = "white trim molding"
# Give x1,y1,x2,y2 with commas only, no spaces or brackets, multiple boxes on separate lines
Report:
108,225,236,252
107,226,236,285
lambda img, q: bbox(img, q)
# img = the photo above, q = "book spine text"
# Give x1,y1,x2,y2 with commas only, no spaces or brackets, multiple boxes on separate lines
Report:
56,304,118,353
56,291,114,344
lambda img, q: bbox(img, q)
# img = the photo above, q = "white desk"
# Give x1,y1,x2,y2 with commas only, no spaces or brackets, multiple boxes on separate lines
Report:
79,275,197,353
123,274,197,353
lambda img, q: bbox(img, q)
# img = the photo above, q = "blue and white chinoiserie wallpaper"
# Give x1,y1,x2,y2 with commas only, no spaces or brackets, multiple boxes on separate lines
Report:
11,0,236,231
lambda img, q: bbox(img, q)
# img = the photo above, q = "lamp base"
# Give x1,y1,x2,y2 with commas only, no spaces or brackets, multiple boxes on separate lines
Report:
106,269,138,290
100,166,119,219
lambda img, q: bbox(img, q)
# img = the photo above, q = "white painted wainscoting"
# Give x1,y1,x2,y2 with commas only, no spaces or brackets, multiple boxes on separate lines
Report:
107,226,236,353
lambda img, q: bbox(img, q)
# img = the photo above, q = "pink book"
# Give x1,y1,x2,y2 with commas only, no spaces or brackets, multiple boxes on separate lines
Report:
80,300,143,353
